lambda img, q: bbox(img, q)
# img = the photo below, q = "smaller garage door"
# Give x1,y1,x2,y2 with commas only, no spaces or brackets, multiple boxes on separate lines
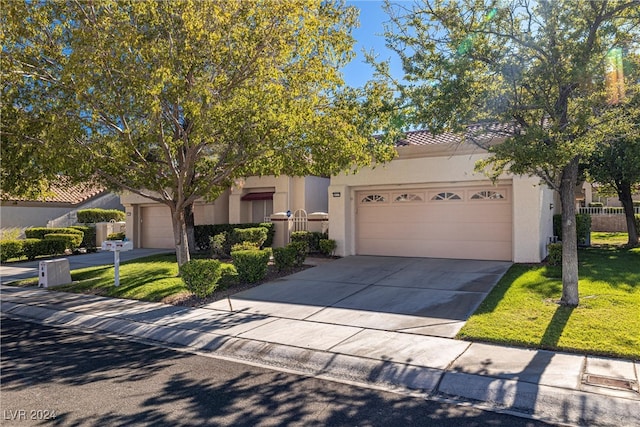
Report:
356,185,512,261
141,206,174,248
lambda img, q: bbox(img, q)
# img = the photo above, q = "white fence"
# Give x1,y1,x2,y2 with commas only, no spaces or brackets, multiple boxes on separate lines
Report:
578,207,640,215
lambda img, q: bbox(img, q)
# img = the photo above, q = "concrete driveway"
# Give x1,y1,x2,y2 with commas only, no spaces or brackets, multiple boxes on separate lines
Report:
207,256,511,338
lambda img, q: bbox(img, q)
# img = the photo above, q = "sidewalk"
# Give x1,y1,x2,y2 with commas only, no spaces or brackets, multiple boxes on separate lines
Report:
2,282,638,427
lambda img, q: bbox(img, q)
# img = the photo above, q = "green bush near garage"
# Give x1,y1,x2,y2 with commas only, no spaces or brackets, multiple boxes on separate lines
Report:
552,214,591,245
195,222,275,252
231,249,271,283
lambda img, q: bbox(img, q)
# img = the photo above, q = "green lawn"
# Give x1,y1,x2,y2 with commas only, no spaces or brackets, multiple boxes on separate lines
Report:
591,231,630,246
16,253,190,302
458,239,640,360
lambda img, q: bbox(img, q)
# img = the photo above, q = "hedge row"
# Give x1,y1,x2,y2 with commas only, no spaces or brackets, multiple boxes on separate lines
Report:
195,222,275,251
0,238,68,262
25,227,84,239
1,226,97,262
77,208,125,223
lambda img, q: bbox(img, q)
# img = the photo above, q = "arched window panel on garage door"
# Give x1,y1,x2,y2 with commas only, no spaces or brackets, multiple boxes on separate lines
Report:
393,193,424,203
430,191,462,201
360,194,387,204
470,190,506,200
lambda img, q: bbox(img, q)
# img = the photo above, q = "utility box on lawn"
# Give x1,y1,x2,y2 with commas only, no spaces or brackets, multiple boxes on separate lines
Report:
39,259,71,288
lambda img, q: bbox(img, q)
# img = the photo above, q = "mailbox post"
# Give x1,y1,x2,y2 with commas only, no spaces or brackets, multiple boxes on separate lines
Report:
101,240,133,286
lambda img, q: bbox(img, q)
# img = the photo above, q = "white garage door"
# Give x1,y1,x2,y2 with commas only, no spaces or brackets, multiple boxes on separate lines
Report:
356,185,512,261
141,206,174,249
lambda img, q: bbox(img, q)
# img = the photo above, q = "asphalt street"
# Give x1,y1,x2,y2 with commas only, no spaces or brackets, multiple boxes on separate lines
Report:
0,317,553,427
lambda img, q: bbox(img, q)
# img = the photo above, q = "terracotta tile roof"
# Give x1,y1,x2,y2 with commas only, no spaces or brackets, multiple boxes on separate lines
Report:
395,123,515,147
2,180,107,205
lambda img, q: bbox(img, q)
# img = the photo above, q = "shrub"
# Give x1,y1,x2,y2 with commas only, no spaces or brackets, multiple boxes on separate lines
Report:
45,233,83,250
70,225,97,250
547,243,562,266
288,241,308,267
231,241,260,252
180,259,223,298
21,239,42,260
25,227,84,239
588,202,603,207
77,208,125,223
195,222,275,252
290,231,310,247
231,249,270,283
210,233,228,259
233,227,268,248
635,214,640,233
107,232,126,240
290,231,328,253
319,239,337,257
0,240,23,262
219,263,239,288
22,238,66,260
552,214,591,245
273,246,297,271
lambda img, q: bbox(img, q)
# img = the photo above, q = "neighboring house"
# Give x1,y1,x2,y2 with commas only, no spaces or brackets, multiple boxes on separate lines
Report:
329,126,555,263
119,175,330,249
1,181,122,230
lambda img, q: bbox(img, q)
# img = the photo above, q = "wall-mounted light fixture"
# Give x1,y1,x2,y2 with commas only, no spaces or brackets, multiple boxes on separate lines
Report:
332,192,341,198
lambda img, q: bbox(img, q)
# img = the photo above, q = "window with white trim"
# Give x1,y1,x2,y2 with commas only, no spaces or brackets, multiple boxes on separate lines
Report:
431,192,461,201
361,194,386,203
470,190,505,200
394,193,423,202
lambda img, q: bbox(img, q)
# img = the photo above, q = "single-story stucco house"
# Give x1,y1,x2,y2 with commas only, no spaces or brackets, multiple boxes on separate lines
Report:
120,175,329,249
1,180,123,230
329,126,555,263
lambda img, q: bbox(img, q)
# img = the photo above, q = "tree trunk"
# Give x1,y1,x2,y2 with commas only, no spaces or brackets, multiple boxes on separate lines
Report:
171,207,191,269
184,204,197,255
618,181,639,247
559,157,580,307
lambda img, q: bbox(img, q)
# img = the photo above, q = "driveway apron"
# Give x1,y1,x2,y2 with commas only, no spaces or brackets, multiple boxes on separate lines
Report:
205,255,512,338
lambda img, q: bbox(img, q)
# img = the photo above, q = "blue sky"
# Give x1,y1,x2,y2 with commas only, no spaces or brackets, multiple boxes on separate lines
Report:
342,1,406,88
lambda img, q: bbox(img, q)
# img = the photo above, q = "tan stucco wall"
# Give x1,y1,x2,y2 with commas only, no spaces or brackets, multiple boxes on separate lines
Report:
228,175,329,223
329,144,554,263
120,189,229,247
304,176,330,214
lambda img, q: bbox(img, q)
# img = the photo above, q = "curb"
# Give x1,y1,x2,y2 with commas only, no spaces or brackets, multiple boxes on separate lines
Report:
3,295,639,427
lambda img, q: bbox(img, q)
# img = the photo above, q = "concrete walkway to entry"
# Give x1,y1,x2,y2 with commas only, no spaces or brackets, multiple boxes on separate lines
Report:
2,255,638,427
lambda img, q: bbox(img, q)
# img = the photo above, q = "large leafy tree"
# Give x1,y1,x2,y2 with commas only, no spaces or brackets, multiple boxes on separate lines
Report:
1,0,396,266
375,0,639,306
587,51,640,246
